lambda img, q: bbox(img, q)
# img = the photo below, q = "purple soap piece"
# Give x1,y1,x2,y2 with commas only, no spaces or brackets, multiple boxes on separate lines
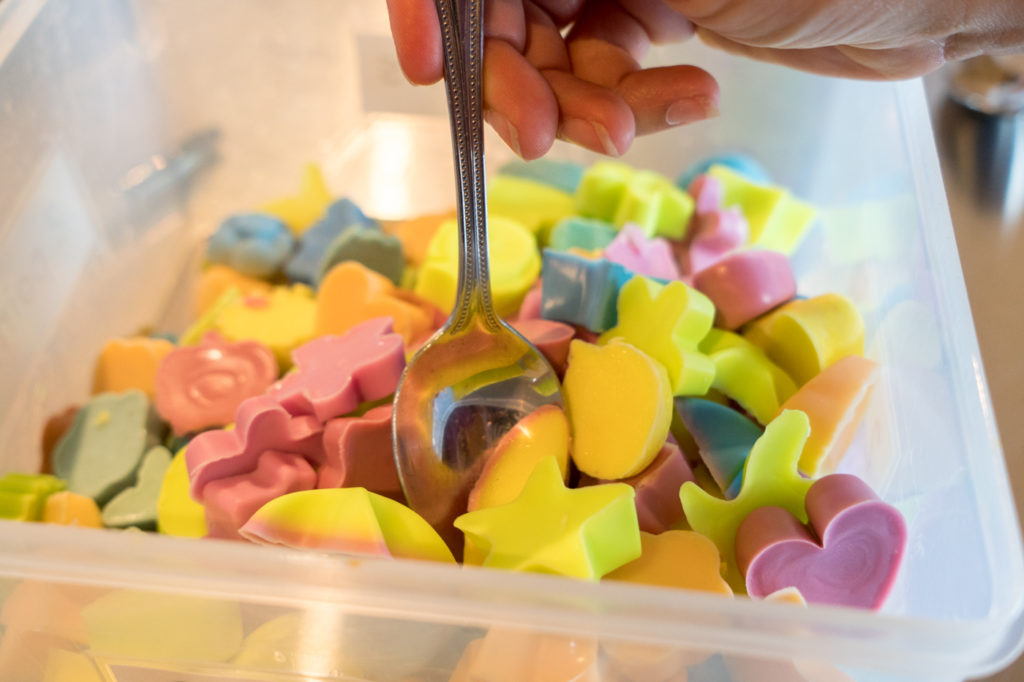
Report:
186,395,324,500
693,249,796,330
687,174,724,215
736,473,907,610
203,449,317,540
580,442,695,534
604,224,683,281
269,317,406,423
685,208,748,275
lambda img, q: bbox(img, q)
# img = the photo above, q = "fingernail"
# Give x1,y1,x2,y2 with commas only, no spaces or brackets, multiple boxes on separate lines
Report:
666,96,719,126
485,110,522,157
561,118,622,157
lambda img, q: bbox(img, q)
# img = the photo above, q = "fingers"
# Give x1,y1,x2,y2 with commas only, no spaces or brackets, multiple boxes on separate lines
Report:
543,69,636,155
617,65,719,133
484,39,561,159
386,0,443,84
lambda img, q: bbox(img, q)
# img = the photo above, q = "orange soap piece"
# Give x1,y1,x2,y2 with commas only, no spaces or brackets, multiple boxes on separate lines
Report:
195,265,271,316
778,355,878,476
450,628,599,682
468,405,571,512
384,210,454,267
92,337,175,399
316,261,434,346
42,491,102,528
606,530,733,596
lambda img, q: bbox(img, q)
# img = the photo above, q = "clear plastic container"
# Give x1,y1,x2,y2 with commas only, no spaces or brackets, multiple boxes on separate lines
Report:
1,1,1022,681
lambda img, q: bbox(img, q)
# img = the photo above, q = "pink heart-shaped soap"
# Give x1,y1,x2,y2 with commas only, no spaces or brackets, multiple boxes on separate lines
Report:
735,473,906,609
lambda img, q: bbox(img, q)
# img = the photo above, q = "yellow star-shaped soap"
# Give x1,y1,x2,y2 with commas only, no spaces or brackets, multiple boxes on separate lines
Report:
454,457,641,580
599,276,715,396
680,409,813,591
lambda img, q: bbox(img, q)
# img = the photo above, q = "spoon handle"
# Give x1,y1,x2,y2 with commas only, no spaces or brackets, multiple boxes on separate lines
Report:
435,0,500,332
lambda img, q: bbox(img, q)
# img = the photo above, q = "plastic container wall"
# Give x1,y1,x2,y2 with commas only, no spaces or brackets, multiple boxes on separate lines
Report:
0,1,1022,681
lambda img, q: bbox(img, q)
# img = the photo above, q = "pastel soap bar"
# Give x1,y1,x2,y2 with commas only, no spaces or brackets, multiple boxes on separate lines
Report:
284,197,377,285
206,213,294,278
508,318,575,377
563,339,673,480
675,397,762,498
455,457,640,580
743,293,865,385
52,390,165,506
0,473,65,521
547,217,617,253
416,215,540,317
603,224,683,280
101,445,173,530
685,207,749,275
468,405,571,512
779,355,878,476
194,265,271,317
600,276,715,396
606,530,733,595
316,225,405,286
693,249,796,330
580,442,693,534
269,317,406,423
318,404,401,500
708,164,816,254
498,157,585,194
42,490,102,527
736,473,907,609
681,409,815,590
155,332,278,435
92,337,175,399
213,284,317,370
450,628,598,682
259,163,333,236
240,487,455,563
203,450,316,540
540,250,632,333
488,174,576,239
157,447,208,538
576,162,694,239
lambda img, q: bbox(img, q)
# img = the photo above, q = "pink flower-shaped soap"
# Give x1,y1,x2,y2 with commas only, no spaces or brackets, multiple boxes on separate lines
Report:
155,332,278,435
186,395,324,500
270,317,405,423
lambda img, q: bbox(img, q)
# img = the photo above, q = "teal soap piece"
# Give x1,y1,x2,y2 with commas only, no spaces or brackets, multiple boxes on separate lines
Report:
102,446,173,530
499,158,585,195
540,250,633,333
53,390,166,506
0,473,66,521
548,217,617,253
674,397,762,498
316,225,405,286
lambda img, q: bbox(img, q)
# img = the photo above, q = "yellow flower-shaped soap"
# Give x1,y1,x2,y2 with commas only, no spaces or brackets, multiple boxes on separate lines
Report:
92,337,175,399
563,339,673,480
415,215,540,317
259,164,332,236
680,409,814,591
455,457,640,580
743,293,865,386
240,487,455,564
600,276,716,396
213,284,316,369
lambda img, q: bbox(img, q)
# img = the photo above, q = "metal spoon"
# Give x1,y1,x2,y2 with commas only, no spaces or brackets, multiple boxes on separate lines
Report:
392,0,563,553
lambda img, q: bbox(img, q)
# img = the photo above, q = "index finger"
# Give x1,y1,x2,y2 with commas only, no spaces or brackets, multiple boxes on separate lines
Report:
386,0,444,84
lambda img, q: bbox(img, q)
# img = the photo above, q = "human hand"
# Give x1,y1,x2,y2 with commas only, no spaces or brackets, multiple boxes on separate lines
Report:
386,0,720,160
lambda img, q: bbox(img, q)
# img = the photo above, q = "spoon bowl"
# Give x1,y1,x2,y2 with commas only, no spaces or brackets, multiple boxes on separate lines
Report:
392,0,563,552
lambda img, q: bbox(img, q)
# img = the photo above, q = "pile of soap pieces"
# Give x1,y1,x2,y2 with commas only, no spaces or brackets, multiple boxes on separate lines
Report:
7,153,905,618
